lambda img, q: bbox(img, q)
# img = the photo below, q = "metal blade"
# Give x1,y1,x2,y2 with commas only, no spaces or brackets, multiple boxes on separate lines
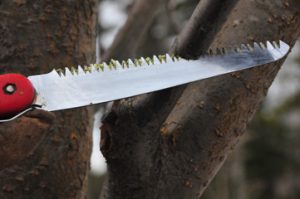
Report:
28,41,290,112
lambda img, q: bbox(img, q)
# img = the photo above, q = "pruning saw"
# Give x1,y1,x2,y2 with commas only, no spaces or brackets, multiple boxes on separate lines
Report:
0,41,290,122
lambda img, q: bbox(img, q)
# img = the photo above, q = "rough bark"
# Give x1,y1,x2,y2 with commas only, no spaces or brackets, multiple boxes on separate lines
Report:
201,141,246,199
0,1,96,198
100,0,300,199
99,0,166,198
172,0,239,58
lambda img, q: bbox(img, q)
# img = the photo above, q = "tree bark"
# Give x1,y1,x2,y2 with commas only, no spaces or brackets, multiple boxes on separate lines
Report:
100,1,300,199
99,0,167,198
0,1,96,198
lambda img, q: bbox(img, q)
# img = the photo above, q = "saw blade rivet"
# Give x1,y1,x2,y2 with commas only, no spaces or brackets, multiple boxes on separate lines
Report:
3,83,17,95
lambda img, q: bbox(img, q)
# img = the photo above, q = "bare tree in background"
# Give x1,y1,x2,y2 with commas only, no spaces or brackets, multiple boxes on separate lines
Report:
0,0,299,199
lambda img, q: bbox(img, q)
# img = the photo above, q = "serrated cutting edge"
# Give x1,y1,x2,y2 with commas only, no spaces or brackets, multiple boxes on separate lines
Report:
28,40,290,112
52,40,283,77
53,54,181,77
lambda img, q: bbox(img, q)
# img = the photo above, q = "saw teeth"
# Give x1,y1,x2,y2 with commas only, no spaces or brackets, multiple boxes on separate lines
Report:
70,66,78,74
134,58,143,66
77,66,85,74
51,40,283,77
259,42,267,49
220,48,226,54
89,64,98,72
98,63,105,71
165,54,173,62
158,55,167,63
206,47,227,56
83,65,92,73
121,60,129,68
108,59,118,70
153,55,160,63
266,41,274,49
65,67,73,76
55,68,65,76
207,49,214,55
116,60,122,69
170,54,180,61
234,47,242,53
51,69,62,77
140,57,149,66
272,41,280,48
127,59,135,67
267,40,281,49
240,44,248,51
62,54,182,72
145,57,154,65
246,44,254,51
200,40,283,57
216,48,225,55
253,42,260,50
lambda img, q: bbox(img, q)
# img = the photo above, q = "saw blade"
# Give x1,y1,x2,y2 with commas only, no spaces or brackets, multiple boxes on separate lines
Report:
28,41,290,112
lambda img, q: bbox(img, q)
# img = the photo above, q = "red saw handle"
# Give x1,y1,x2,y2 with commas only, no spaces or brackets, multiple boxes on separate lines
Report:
0,74,35,117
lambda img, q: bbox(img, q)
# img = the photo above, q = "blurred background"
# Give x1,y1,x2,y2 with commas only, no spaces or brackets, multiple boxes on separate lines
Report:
88,0,300,198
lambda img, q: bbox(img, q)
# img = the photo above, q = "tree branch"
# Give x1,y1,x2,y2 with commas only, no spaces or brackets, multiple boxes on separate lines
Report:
101,0,300,199
172,0,239,58
102,0,165,61
98,0,166,198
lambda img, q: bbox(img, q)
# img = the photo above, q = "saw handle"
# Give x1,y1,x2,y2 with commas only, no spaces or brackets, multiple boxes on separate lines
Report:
0,73,36,118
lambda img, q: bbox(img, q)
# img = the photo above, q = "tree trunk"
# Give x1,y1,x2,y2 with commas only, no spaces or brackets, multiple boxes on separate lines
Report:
0,1,96,198
100,1,300,199
201,140,247,199
99,0,167,198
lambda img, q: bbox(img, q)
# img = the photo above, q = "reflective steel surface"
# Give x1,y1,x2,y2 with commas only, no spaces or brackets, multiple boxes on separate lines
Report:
28,41,290,111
